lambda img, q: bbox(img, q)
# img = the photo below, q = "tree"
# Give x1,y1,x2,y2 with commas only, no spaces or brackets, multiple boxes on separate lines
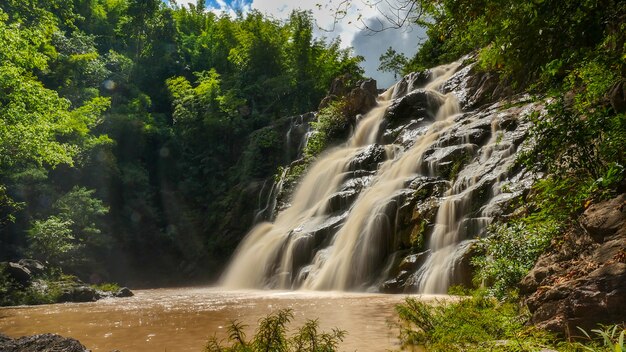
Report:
378,46,408,79
27,187,110,272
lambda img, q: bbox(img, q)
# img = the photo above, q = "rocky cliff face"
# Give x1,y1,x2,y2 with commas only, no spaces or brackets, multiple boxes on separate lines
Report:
220,56,626,334
222,57,542,293
521,194,626,335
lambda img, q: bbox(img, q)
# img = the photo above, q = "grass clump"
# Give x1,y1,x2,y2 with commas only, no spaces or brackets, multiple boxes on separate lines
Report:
576,325,626,352
91,282,121,292
205,308,346,352
396,291,626,351
396,291,546,351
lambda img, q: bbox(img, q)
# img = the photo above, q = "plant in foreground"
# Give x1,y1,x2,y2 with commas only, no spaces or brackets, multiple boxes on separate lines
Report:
204,308,346,352
577,325,626,352
396,290,626,352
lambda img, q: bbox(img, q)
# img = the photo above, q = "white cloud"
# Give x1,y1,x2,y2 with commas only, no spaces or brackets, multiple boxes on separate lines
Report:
249,0,422,87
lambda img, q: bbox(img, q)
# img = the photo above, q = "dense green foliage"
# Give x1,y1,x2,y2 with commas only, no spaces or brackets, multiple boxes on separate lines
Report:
204,308,346,352
0,0,364,286
396,292,626,351
303,100,350,159
389,0,626,348
406,0,625,86
0,265,81,306
391,0,626,300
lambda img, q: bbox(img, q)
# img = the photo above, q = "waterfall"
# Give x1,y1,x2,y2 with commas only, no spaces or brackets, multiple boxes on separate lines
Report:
222,59,534,293
413,104,526,293
222,94,393,289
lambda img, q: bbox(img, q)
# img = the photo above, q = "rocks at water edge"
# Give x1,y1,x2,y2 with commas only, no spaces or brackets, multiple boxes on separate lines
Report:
0,333,89,352
115,286,134,298
520,193,626,335
0,259,134,305
3,262,32,286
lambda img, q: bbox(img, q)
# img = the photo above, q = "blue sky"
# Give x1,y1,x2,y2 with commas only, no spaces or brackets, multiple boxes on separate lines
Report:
169,0,421,87
205,0,251,11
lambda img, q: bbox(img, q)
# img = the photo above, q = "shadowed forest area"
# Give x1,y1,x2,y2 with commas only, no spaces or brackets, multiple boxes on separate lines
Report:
0,0,365,289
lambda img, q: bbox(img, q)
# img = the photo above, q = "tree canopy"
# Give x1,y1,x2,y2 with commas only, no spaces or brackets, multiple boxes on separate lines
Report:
0,1,364,284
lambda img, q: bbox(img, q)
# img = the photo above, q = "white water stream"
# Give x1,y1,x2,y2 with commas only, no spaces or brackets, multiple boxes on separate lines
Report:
223,62,475,293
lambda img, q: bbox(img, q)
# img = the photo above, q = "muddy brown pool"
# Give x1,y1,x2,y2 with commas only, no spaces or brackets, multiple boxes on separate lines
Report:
0,287,442,351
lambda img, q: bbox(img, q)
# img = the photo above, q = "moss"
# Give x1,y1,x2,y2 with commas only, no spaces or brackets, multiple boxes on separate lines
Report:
409,219,426,251
448,152,473,182
91,282,121,292
303,100,350,159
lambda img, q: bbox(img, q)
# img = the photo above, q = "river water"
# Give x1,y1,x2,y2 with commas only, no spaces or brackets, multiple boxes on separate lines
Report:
0,287,439,351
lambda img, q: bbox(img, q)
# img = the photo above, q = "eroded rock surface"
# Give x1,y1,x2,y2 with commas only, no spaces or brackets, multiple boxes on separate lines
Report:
521,194,626,335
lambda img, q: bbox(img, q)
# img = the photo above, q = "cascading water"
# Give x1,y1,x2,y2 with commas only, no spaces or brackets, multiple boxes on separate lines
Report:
222,97,394,288
222,59,536,293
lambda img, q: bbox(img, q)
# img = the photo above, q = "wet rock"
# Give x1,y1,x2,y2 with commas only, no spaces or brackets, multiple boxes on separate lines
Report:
454,241,480,287
384,89,440,128
522,194,626,335
0,333,89,352
348,144,387,171
399,252,431,272
422,144,477,178
115,287,134,298
380,251,431,293
326,174,375,214
395,178,448,249
391,71,431,99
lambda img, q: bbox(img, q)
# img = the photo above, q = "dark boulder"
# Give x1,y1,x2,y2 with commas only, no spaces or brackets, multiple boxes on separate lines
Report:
461,68,513,109
384,89,441,128
343,86,378,121
347,144,387,172
391,71,431,99
58,286,101,303
3,262,32,286
0,333,88,352
115,287,134,298
360,78,378,96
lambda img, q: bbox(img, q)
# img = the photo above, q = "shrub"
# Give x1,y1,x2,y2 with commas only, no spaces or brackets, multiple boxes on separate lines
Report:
395,291,559,351
204,308,346,352
472,221,557,298
303,101,349,159
396,292,626,352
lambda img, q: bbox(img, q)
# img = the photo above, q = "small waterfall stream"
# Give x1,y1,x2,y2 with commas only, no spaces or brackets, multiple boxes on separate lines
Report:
222,59,536,293
222,95,394,288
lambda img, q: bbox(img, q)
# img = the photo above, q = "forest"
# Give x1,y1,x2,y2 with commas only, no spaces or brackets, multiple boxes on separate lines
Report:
0,0,625,351
0,0,364,287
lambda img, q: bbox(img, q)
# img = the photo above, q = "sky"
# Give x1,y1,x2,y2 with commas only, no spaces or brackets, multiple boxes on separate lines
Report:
170,0,423,88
